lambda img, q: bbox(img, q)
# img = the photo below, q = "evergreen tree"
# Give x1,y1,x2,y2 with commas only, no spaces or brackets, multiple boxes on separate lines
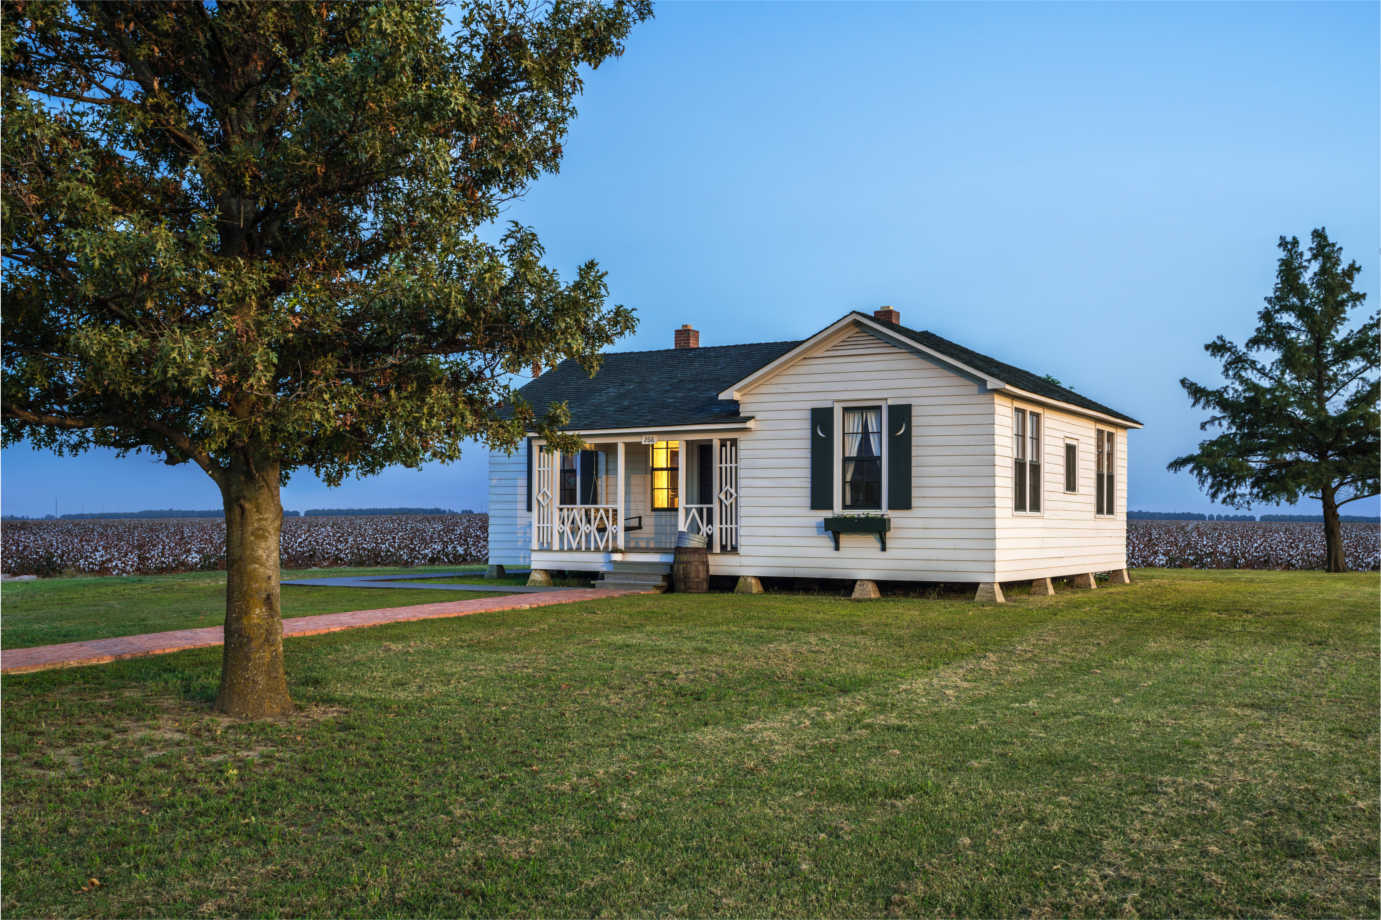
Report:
1169,228,1378,571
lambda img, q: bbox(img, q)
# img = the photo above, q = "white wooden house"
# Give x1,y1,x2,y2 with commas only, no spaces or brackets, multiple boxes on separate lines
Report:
488,307,1140,601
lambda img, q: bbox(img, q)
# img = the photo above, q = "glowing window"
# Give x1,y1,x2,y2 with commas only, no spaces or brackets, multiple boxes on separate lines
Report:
651,440,679,510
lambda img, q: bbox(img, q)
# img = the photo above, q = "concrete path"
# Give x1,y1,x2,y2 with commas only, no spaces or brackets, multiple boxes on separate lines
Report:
280,571,557,593
1,586,648,676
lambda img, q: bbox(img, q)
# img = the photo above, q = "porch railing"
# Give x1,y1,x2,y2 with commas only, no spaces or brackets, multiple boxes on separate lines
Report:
683,504,713,542
555,505,619,552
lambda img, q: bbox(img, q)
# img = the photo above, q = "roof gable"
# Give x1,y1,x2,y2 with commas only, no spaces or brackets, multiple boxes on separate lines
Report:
719,311,1141,427
862,312,1141,426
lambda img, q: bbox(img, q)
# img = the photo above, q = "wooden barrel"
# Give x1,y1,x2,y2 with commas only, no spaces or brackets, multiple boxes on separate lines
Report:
672,540,709,594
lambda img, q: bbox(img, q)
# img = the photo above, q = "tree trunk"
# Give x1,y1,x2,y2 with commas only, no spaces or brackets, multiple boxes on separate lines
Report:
1321,488,1345,573
215,455,294,718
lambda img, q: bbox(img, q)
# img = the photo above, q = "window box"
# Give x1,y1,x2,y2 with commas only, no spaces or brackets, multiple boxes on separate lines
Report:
823,514,891,551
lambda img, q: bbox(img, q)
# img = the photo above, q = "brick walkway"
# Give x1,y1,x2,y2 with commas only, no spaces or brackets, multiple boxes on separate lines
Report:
1,586,650,676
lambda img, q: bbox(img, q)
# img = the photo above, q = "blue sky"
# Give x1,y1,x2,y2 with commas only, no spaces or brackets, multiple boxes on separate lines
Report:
3,1,1377,517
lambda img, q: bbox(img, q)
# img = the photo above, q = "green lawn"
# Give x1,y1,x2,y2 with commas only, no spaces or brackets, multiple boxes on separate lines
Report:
1,566,497,649
3,569,1376,917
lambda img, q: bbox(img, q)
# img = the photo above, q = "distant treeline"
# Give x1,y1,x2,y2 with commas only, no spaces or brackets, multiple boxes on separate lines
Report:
1258,513,1379,523
20,508,227,520
1130,510,1379,523
3,506,476,521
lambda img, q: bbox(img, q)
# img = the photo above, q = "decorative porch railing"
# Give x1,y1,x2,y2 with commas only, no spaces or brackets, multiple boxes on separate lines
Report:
683,504,714,542
555,505,619,552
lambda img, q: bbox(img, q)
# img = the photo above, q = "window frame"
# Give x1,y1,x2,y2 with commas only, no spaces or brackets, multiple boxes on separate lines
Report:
650,440,679,511
831,399,889,513
1012,406,1043,515
840,404,884,511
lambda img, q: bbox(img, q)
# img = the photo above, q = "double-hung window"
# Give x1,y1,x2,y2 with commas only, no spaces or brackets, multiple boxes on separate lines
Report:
1096,429,1116,515
1013,408,1041,513
842,406,883,509
559,453,578,506
559,451,602,505
651,440,679,510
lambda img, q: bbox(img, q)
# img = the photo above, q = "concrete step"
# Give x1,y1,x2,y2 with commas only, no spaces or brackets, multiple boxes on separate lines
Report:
596,558,672,593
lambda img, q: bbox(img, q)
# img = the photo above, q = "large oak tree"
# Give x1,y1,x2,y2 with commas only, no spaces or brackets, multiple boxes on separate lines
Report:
1169,228,1378,571
2,0,649,716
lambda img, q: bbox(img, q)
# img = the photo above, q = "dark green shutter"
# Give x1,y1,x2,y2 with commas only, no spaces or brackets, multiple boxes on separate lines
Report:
525,438,533,511
810,407,833,510
887,404,912,510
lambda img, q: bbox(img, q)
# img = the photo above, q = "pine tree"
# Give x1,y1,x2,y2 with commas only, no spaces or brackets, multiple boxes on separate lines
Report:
1169,228,1379,572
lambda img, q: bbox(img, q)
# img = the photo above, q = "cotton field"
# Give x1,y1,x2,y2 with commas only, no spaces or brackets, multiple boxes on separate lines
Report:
2,515,1377,576
1127,520,1380,571
1,514,488,576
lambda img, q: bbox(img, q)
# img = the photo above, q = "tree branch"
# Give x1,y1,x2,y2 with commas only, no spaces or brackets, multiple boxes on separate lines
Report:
5,405,224,485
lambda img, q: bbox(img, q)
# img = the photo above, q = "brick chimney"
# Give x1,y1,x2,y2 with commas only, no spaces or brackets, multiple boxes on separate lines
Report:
674,324,699,349
531,361,542,379
873,306,901,325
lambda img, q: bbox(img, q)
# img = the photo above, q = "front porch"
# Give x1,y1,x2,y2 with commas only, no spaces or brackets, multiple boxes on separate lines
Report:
530,432,741,570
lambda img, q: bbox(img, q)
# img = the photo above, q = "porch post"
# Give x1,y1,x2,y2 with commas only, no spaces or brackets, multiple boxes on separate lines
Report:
676,438,687,533
711,437,721,553
551,448,561,552
616,441,626,551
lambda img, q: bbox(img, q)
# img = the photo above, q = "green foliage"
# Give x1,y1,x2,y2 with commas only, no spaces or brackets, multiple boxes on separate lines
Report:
2,0,651,486
1169,228,1379,511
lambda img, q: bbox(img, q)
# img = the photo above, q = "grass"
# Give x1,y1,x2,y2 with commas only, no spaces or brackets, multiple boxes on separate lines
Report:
2,569,1377,917
1,566,499,649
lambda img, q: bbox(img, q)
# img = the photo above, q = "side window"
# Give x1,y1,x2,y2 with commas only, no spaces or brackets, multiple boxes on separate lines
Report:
1096,429,1116,515
1064,441,1078,493
1013,408,1041,512
841,406,882,509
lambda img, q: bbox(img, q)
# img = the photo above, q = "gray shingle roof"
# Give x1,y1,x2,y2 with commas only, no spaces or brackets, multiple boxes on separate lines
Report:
515,340,800,431
516,312,1139,432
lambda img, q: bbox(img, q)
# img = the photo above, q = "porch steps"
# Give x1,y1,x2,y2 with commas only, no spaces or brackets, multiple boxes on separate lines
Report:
595,561,671,593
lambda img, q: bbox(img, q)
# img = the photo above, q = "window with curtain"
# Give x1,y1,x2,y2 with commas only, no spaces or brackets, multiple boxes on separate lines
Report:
1096,430,1115,515
651,440,679,510
842,406,882,509
1013,408,1041,512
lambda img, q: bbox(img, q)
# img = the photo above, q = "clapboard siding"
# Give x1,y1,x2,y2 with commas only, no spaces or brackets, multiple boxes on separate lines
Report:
731,328,999,581
486,446,531,567
992,395,1129,580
